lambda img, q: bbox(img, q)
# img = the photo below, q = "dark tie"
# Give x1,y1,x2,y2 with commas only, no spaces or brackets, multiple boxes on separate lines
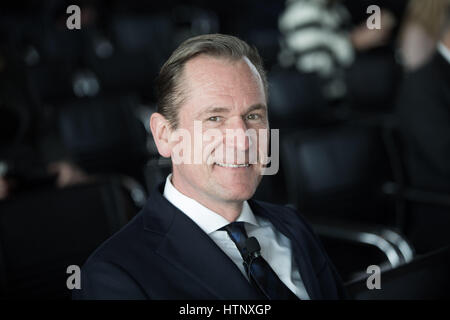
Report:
222,222,299,300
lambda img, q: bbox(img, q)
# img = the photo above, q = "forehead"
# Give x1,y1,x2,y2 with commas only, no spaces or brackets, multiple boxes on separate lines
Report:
181,55,266,105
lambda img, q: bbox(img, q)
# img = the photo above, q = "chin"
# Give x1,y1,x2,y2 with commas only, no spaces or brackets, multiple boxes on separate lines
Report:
218,183,258,202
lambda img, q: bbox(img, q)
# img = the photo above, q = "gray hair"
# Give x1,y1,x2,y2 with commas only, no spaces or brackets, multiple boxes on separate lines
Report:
155,33,268,128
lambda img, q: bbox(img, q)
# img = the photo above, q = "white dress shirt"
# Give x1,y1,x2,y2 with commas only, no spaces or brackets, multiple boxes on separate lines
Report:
163,174,310,300
437,42,450,64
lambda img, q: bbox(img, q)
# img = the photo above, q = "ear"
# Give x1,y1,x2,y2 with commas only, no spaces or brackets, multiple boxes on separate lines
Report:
150,112,172,158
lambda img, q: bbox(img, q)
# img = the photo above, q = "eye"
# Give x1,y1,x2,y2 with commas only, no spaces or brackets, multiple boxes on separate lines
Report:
246,113,261,121
207,116,222,122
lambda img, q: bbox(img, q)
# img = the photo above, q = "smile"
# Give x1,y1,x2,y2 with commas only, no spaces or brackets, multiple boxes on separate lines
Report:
215,163,250,168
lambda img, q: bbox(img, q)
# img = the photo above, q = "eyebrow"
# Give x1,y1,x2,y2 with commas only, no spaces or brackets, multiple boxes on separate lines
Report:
196,104,267,118
202,106,230,115
246,104,267,114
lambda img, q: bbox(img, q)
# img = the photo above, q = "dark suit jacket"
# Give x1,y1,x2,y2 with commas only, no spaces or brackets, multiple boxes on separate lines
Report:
395,51,450,252
396,51,450,192
73,184,347,299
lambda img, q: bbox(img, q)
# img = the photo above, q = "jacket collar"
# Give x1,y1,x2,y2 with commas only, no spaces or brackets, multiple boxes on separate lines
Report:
143,184,264,299
142,184,322,299
162,173,259,234
433,49,450,86
247,200,323,299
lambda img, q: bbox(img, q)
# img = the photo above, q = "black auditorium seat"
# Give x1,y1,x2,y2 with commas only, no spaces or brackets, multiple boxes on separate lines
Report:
0,178,132,299
268,66,328,130
281,124,393,225
144,157,172,193
57,94,149,183
279,123,416,281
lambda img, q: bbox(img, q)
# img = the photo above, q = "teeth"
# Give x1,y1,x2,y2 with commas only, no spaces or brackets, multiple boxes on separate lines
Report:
215,163,249,168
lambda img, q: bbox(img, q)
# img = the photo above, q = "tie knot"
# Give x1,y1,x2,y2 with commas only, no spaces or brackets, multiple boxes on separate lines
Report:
221,222,249,257
222,221,248,238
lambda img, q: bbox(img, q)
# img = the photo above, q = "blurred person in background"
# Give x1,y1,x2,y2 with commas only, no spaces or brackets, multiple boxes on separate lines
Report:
278,0,396,106
397,0,450,72
0,46,91,201
395,7,450,253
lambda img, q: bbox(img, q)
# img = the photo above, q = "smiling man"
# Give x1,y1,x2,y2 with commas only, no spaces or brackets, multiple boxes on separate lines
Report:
73,34,347,300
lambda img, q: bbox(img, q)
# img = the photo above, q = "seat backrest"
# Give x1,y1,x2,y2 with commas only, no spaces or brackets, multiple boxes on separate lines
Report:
144,158,172,193
58,94,148,175
346,52,400,112
282,124,392,223
252,147,290,206
0,178,130,299
110,14,174,54
268,67,327,130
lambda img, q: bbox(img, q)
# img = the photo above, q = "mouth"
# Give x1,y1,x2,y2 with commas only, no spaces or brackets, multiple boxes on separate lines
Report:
214,162,250,168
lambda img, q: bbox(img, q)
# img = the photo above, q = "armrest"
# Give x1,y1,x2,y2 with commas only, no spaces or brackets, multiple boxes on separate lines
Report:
310,217,415,269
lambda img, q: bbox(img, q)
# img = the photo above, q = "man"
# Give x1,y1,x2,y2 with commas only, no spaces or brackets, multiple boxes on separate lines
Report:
73,34,346,299
395,14,450,253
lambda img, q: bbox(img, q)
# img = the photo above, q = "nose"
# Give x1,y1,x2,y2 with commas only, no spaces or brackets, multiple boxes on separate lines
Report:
224,117,250,152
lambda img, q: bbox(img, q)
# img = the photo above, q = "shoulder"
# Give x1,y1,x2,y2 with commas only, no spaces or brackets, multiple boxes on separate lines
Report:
88,212,142,260
73,213,145,299
80,210,161,271
250,199,314,232
250,199,349,299
249,199,325,256
74,209,166,299
84,207,165,266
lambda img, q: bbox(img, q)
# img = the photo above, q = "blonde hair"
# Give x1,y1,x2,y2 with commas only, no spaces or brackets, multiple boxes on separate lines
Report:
405,0,450,40
155,34,267,129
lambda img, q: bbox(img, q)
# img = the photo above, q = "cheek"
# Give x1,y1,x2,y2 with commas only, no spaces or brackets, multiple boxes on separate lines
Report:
185,163,210,175
202,133,225,161
175,163,212,190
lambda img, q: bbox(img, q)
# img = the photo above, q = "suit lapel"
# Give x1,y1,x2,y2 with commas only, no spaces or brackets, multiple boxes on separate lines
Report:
434,51,450,86
248,200,323,299
143,187,264,299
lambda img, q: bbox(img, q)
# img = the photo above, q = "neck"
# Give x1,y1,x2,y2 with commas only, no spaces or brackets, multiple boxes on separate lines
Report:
171,174,243,222
211,202,243,222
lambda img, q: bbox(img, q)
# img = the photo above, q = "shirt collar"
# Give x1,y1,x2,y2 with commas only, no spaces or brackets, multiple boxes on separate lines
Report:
437,42,450,65
163,174,259,235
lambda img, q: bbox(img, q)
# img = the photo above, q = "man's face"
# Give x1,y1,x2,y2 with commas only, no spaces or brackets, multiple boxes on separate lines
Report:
170,55,268,208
